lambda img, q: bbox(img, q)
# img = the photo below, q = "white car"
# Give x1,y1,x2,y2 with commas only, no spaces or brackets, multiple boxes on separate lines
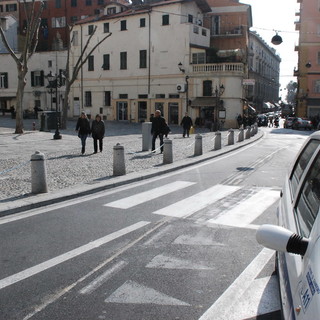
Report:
256,131,320,320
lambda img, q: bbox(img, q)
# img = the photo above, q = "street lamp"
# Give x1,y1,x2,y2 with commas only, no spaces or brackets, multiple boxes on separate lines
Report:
178,62,189,112
46,71,62,140
212,84,225,132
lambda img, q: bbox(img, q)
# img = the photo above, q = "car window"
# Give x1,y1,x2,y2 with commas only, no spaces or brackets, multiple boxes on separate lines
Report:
295,150,320,238
290,140,320,196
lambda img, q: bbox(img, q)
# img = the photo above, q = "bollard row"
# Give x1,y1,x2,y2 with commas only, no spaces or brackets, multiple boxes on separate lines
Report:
30,125,259,194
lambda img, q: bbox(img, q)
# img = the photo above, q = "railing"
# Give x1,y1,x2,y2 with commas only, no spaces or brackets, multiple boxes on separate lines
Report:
192,63,244,74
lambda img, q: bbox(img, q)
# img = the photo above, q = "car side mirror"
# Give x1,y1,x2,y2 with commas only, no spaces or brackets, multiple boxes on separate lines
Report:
256,224,309,256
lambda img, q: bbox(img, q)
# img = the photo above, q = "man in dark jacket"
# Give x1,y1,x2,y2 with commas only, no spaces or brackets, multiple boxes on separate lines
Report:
91,114,105,153
151,110,167,153
76,111,91,154
180,112,193,138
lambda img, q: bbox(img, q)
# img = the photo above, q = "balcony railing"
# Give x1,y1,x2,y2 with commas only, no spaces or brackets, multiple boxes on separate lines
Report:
192,63,244,74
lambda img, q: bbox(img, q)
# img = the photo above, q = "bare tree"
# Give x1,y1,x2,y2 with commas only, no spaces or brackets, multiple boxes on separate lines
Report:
60,25,112,129
0,0,44,134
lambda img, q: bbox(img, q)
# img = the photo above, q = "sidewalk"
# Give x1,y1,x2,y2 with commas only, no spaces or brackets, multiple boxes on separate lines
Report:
0,116,263,216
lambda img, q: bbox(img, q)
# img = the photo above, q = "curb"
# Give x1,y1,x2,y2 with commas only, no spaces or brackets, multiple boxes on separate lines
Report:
0,131,264,217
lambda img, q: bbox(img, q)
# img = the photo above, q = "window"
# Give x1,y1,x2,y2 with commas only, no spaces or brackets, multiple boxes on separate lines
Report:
5,3,17,12
314,80,320,93
202,29,207,36
119,94,128,99
70,16,78,23
107,7,116,15
52,17,66,28
193,25,199,34
72,31,79,46
31,71,44,87
211,15,220,35
48,60,52,68
88,55,94,71
71,0,77,7
203,80,212,96
188,14,193,23
138,94,148,99
155,94,165,99
120,20,127,31
139,50,147,68
55,0,61,9
120,52,127,70
86,0,92,5
0,5,3,12
0,73,8,88
104,91,111,106
295,150,320,237
88,25,94,35
102,54,110,70
98,0,104,4
140,18,146,27
104,22,109,33
85,91,92,106
290,140,320,196
192,52,205,64
94,9,100,14
155,102,164,115
162,14,169,25
138,101,147,121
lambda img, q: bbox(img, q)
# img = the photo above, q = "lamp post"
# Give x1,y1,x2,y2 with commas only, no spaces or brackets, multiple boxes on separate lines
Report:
178,62,189,113
212,84,225,132
46,71,62,140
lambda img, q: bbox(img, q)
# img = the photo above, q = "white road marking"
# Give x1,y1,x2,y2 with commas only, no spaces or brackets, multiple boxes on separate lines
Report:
146,254,213,270
198,248,275,320
227,275,280,320
209,189,280,228
0,221,150,290
79,260,128,295
105,280,190,306
153,185,240,218
104,181,195,209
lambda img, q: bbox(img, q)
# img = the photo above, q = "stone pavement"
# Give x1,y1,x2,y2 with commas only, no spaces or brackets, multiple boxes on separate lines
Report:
0,116,263,216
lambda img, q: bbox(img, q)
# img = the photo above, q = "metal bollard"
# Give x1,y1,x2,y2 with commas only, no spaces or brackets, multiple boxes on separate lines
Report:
142,122,152,151
227,129,235,145
31,151,48,194
238,128,244,142
214,132,221,150
113,143,126,176
250,125,255,137
194,134,203,156
163,139,173,164
245,127,251,139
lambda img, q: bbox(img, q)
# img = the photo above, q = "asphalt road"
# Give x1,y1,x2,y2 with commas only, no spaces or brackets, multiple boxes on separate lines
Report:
0,127,311,320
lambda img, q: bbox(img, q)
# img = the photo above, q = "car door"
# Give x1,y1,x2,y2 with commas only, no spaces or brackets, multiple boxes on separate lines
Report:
288,141,320,319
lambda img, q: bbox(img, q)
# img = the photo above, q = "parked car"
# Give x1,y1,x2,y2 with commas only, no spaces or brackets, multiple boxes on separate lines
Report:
257,114,268,127
256,131,320,320
284,117,294,129
292,117,312,130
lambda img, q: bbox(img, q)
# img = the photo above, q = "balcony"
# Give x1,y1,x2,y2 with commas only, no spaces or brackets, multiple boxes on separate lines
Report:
192,63,244,75
211,26,243,37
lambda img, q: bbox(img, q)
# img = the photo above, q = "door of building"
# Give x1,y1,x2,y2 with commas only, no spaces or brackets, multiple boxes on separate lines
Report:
117,101,128,121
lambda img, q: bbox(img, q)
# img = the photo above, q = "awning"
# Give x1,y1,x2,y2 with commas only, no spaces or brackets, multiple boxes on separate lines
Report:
190,97,217,107
217,49,243,58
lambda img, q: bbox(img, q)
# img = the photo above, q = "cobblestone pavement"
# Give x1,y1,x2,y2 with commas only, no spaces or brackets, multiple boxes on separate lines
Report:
0,116,261,210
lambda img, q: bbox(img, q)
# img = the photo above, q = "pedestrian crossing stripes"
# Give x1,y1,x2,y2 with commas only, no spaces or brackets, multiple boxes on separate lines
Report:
103,181,280,227
104,181,196,209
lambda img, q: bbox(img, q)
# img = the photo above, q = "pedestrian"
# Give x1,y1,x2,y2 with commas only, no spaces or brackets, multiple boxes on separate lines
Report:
180,112,193,137
91,114,105,153
237,114,243,129
151,110,167,153
76,111,91,154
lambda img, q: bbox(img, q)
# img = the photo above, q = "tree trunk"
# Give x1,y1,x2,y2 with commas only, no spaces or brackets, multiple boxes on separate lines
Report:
15,73,27,134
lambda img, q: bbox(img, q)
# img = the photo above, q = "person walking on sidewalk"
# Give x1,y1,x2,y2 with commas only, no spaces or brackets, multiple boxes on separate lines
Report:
76,111,91,154
91,114,105,153
180,112,193,138
151,110,167,153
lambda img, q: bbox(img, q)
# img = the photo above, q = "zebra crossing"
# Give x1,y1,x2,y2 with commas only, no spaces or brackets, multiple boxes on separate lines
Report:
81,180,282,319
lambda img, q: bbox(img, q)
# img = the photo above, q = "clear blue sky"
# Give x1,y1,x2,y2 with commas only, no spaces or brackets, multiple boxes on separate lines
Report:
241,0,299,96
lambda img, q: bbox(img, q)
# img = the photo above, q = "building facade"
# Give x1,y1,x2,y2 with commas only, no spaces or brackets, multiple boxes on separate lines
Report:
69,0,246,128
295,0,320,118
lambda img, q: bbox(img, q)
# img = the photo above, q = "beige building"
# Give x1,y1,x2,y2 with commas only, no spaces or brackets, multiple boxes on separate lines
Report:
69,0,247,128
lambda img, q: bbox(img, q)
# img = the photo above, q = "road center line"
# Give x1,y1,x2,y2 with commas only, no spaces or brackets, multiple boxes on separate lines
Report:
198,248,274,320
0,221,150,290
